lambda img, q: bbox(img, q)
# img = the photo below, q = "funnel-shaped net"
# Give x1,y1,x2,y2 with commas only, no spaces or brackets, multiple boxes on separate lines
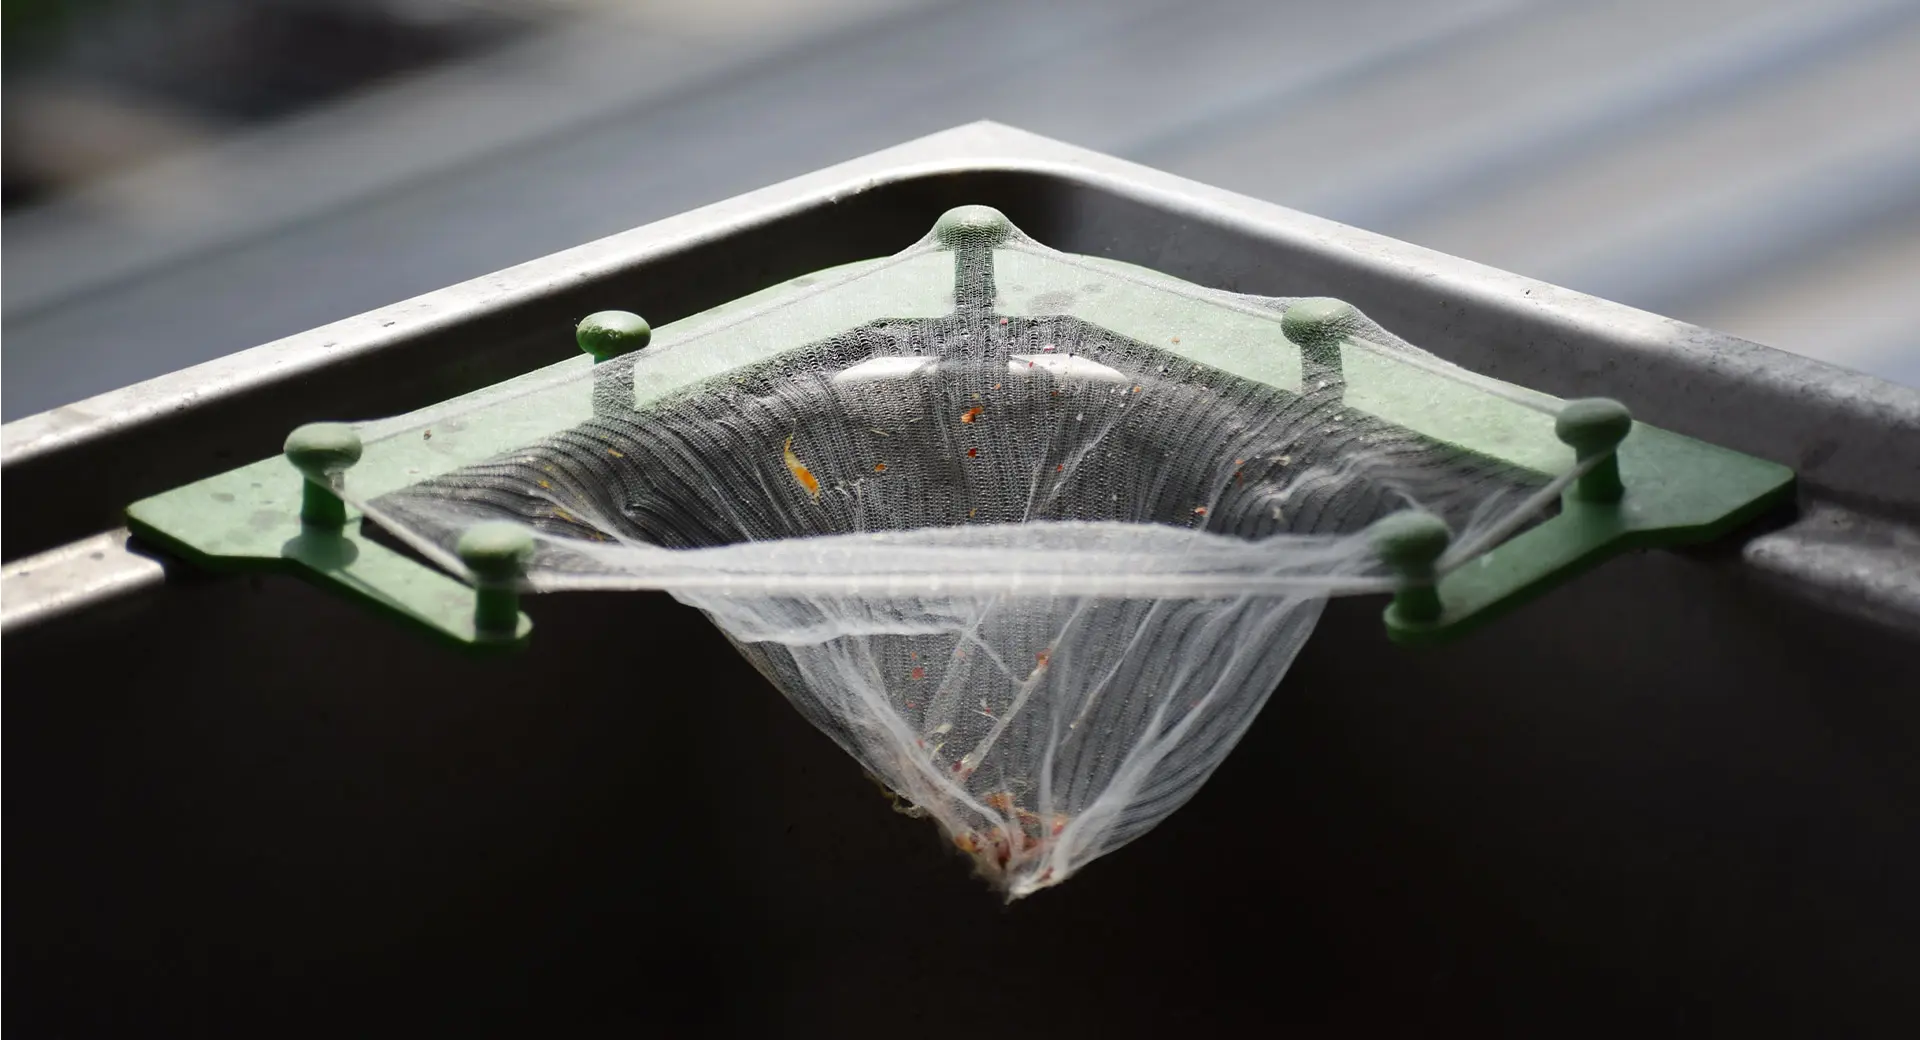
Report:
348,207,1583,898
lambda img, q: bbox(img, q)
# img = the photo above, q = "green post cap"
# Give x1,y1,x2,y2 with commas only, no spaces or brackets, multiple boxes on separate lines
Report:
284,422,363,479
576,310,652,363
1281,298,1361,352
1371,509,1451,625
457,521,535,583
457,521,535,638
284,422,362,528
1372,510,1451,569
1556,398,1633,503
933,205,1013,250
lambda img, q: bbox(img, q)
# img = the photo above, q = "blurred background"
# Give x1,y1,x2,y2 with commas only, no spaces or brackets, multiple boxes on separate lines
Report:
5,0,1918,419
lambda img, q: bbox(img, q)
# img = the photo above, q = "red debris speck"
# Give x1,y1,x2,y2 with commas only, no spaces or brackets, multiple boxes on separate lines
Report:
910,666,926,681
1055,463,1064,472
960,406,984,424
1193,506,1209,516
967,447,979,458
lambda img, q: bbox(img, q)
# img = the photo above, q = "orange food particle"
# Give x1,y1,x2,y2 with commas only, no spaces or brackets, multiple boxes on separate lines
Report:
783,435,821,500
1193,506,1209,516
960,406,985,424
1132,385,1142,393
986,791,1015,812
1035,649,1051,668
910,666,926,681
874,462,888,472
967,447,979,458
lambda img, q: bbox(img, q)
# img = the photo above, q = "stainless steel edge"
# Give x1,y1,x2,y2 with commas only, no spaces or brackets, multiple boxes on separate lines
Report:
5,120,1917,632
0,529,166,633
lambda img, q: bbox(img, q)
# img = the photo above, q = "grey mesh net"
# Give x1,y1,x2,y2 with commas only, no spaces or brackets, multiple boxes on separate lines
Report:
346,207,1585,898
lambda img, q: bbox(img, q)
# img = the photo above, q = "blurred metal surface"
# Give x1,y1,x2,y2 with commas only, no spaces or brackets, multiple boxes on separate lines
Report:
4,0,1920,417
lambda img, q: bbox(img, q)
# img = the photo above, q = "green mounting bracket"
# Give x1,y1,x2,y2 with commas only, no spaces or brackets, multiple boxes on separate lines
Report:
1373,402,1793,645
124,205,1794,650
127,423,535,652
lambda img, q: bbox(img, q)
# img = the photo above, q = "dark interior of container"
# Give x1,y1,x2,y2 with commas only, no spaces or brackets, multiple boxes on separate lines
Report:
8,539,1918,1033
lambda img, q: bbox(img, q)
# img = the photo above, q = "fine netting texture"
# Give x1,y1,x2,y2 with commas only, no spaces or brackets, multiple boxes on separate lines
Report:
352,208,1579,897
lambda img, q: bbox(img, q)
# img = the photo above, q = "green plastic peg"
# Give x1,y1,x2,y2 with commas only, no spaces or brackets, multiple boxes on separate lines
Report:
283,422,362,528
576,310,652,362
457,521,535,639
1556,398,1633,503
934,204,1013,250
1372,509,1452,625
1281,298,1356,393
935,205,1013,314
